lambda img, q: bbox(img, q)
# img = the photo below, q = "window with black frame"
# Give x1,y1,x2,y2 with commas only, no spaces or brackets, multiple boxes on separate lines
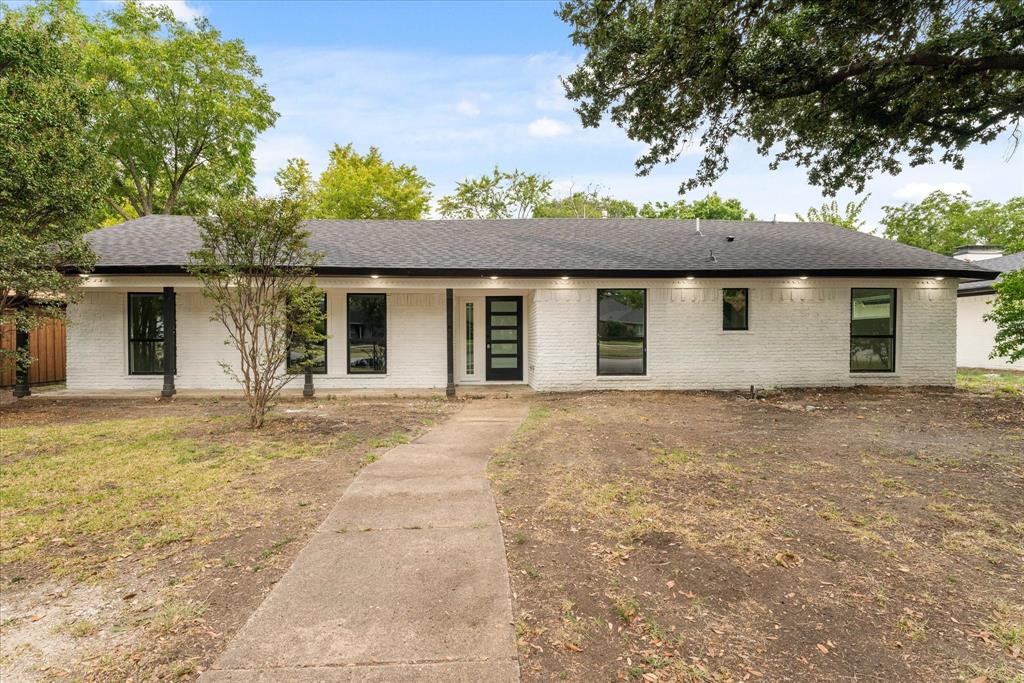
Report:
287,293,327,374
128,293,164,375
348,293,386,374
723,288,749,330
597,289,646,375
850,288,896,372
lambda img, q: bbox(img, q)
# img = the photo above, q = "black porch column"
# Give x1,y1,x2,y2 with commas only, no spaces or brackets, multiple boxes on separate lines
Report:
12,324,30,398
445,288,455,398
303,366,315,398
161,286,176,397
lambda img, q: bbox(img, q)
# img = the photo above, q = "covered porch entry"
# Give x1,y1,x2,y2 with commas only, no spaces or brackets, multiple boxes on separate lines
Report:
450,290,529,390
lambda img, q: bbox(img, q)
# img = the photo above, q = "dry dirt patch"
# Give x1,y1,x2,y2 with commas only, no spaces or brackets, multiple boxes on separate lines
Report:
490,387,1023,682
0,394,453,681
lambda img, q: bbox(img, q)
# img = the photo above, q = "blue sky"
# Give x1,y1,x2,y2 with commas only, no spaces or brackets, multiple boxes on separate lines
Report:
86,0,1023,229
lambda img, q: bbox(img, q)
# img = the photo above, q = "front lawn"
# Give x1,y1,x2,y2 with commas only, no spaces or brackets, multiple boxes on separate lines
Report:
958,368,1024,396
491,387,1023,682
0,395,451,680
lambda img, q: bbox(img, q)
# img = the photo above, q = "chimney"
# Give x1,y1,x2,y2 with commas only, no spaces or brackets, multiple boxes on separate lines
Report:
953,245,1004,262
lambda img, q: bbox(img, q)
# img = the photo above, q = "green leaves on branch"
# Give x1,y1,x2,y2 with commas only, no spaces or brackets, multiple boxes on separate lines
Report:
534,190,638,218
558,0,1024,195
0,4,102,368
186,197,324,428
439,167,552,219
277,144,432,219
796,196,869,231
986,270,1024,364
881,192,1024,255
638,194,755,220
85,0,277,218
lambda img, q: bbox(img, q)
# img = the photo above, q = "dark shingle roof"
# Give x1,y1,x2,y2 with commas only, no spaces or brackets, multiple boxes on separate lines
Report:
86,215,997,278
957,251,1023,295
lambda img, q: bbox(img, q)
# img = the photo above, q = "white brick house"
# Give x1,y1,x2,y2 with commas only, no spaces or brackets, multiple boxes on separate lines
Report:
63,216,999,394
954,248,1024,371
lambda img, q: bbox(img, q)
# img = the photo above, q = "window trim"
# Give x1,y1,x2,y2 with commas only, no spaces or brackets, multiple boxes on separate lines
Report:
346,292,387,375
596,288,647,377
850,288,897,373
287,291,328,375
127,292,165,376
722,288,749,331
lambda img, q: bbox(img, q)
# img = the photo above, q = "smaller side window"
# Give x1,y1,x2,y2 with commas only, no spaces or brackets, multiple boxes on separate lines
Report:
288,292,327,374
723,288,749,331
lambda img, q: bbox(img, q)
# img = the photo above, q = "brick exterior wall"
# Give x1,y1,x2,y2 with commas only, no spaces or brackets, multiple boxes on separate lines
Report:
67,276,957,392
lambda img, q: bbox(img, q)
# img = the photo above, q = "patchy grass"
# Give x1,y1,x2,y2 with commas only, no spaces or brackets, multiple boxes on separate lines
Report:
1,416,347,576
493,387,1024,682
958,367,1024,396
0,395,452,681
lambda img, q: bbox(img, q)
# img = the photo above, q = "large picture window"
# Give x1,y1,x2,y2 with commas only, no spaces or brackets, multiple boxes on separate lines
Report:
288,293,327,374
348,293,387,374
723,288,749,330
850,288,896,372
128,293,164,375
597,289,646,376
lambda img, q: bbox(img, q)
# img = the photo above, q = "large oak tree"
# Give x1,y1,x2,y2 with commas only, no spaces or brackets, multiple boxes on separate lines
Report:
558,0,1024,194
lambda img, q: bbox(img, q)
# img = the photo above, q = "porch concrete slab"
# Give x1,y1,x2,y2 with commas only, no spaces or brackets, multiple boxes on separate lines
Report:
201,398,527,683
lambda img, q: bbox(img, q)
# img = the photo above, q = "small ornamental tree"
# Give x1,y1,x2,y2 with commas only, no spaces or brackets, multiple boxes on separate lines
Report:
986,270,1024,364
186,197,325,428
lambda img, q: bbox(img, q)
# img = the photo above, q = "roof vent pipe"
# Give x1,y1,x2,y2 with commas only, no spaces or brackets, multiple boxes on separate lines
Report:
695,217,703,236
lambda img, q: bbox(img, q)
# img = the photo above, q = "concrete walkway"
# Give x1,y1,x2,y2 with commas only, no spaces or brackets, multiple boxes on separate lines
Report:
200,399,528,682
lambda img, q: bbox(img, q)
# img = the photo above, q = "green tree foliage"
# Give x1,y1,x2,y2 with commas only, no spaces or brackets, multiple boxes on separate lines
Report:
274,158,316,216
0,4,102,372
558,0,1024,195
796,196,870,230
312,144,431,219
986,270,1024,363
277,145,431,219
85,1,277,218
186,197,324,428
638,193,755,220
881,192,1024,255
438,167,552,219
535,190,638,218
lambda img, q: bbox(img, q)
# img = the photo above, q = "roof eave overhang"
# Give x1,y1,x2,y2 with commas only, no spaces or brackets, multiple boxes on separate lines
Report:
81,265,997,279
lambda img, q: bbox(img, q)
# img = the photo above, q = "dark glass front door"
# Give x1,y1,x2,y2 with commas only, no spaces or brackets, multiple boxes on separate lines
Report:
485,296,522,381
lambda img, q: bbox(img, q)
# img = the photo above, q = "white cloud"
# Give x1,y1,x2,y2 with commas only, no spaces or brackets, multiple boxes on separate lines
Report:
528,117,571,138
892,181,972,201
147,1,203,21
455,99,481,117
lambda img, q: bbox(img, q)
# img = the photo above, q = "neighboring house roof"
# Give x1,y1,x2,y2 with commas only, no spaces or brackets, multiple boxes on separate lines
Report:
957,251,1024,296
85,215,997,278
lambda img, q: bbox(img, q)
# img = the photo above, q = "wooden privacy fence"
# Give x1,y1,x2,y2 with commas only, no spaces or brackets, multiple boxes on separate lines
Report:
1,315,67,387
